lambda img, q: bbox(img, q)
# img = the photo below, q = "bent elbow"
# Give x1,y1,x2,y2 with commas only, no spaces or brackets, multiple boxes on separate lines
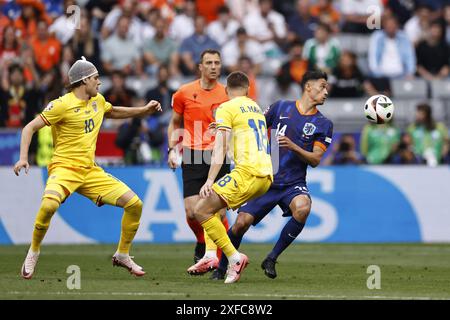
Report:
310,159,321,168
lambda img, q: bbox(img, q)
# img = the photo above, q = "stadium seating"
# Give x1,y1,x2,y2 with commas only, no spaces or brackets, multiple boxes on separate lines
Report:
391,78,428,99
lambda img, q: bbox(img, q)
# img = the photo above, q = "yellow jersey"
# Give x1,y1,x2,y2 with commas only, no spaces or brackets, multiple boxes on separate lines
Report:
39,92,112,168
215,96,273,178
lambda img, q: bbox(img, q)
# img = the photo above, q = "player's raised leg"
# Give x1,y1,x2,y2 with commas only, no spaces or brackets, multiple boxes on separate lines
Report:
263,195,311,278
21,188,63,279
191,191,248,284
111,190,146,276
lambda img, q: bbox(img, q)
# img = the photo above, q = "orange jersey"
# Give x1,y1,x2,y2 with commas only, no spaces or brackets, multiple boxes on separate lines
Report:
172,80,228,150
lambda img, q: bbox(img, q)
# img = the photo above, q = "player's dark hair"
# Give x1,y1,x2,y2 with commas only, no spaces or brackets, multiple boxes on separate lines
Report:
226,71,249,89
300,70,328,90
200,49,221,63
65,79,84,91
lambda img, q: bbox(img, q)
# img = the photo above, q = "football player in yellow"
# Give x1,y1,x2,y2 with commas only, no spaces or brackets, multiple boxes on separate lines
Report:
13,57,162,279
187,71,273,283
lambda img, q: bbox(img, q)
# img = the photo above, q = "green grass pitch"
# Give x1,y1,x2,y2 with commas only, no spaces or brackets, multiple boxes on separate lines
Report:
1,243,450,300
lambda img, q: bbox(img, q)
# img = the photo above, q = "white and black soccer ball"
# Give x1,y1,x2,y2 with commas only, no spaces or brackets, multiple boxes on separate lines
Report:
364,94,395,124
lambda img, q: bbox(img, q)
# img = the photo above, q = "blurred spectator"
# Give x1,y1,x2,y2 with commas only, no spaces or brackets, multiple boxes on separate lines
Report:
85,0,116,35
169,0,196,43
404,4,433,46
0,63,42,128
115,117,145,164
196,0,225,23
444,4,450,45
48,0,77,45
104,70,138,107
19,43,40,87
388,132,423,164
60,45,75,86
143,17,179,76
237,56,258,101
303,22,340,74
101,15,144,76
287,0,319,43
222,27,265,75
407,103,448,166
360,122,400,164
14,0,52,40
178,15,220,76
329,50,377,98
384,0,415,26
325,134,365,165
0,25,20,68
340,0,383,34
243,0,287,56
278,39,308,84
142,65,176,163
141,8,161,43
39,66,64,105
260,70,301,108
145,65,174,114
0,13,12,43
101,0,144,48
142,0,183,22
442,139,450,164
368,14,416,93
69,15,102,72
206,5,240,47
30,19,62,74
310,0,340,33
225,0,259,22
416,21,449,80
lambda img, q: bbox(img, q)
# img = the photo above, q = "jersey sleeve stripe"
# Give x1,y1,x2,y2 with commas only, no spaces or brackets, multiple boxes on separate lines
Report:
40,113,51,126
314,141,327,151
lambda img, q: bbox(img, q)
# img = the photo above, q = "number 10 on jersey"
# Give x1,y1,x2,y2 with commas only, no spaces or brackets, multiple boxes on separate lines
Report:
248,119,270,154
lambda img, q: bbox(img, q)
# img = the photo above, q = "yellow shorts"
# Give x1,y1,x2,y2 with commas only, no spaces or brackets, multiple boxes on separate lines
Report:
212,168,272,210
44,163,131,206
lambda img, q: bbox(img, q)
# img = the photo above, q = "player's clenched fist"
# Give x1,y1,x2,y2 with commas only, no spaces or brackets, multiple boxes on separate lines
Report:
167,149,178,169
144,100,162,115
13,159,30,176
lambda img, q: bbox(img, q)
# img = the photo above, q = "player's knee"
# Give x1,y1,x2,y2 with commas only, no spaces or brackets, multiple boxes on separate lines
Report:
40,198,60,215
125,197,143,217
292,202,311,223
185,206,196,220
232,214,252,236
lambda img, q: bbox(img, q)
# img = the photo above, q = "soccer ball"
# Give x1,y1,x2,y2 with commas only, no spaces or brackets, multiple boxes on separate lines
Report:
364,94,395,124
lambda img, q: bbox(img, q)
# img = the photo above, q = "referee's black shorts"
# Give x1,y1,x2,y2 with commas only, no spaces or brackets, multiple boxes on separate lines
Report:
181,148,231,198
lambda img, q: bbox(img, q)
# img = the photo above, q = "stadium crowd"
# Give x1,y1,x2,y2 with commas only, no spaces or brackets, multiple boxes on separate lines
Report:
0,0,449,166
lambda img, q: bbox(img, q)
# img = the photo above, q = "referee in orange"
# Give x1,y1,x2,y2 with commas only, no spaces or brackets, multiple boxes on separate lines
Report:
167,49,230,265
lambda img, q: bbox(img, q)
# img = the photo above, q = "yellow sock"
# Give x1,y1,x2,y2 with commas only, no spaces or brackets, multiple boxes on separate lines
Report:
204,212,221,251
201,215,237,258
117,196,143,254
31,198,59,252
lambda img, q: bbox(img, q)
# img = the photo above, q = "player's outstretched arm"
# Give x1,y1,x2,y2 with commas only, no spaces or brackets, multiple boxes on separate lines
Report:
278,136,325,168
13,116,46,176
167,110,183,169
105,100,162,119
